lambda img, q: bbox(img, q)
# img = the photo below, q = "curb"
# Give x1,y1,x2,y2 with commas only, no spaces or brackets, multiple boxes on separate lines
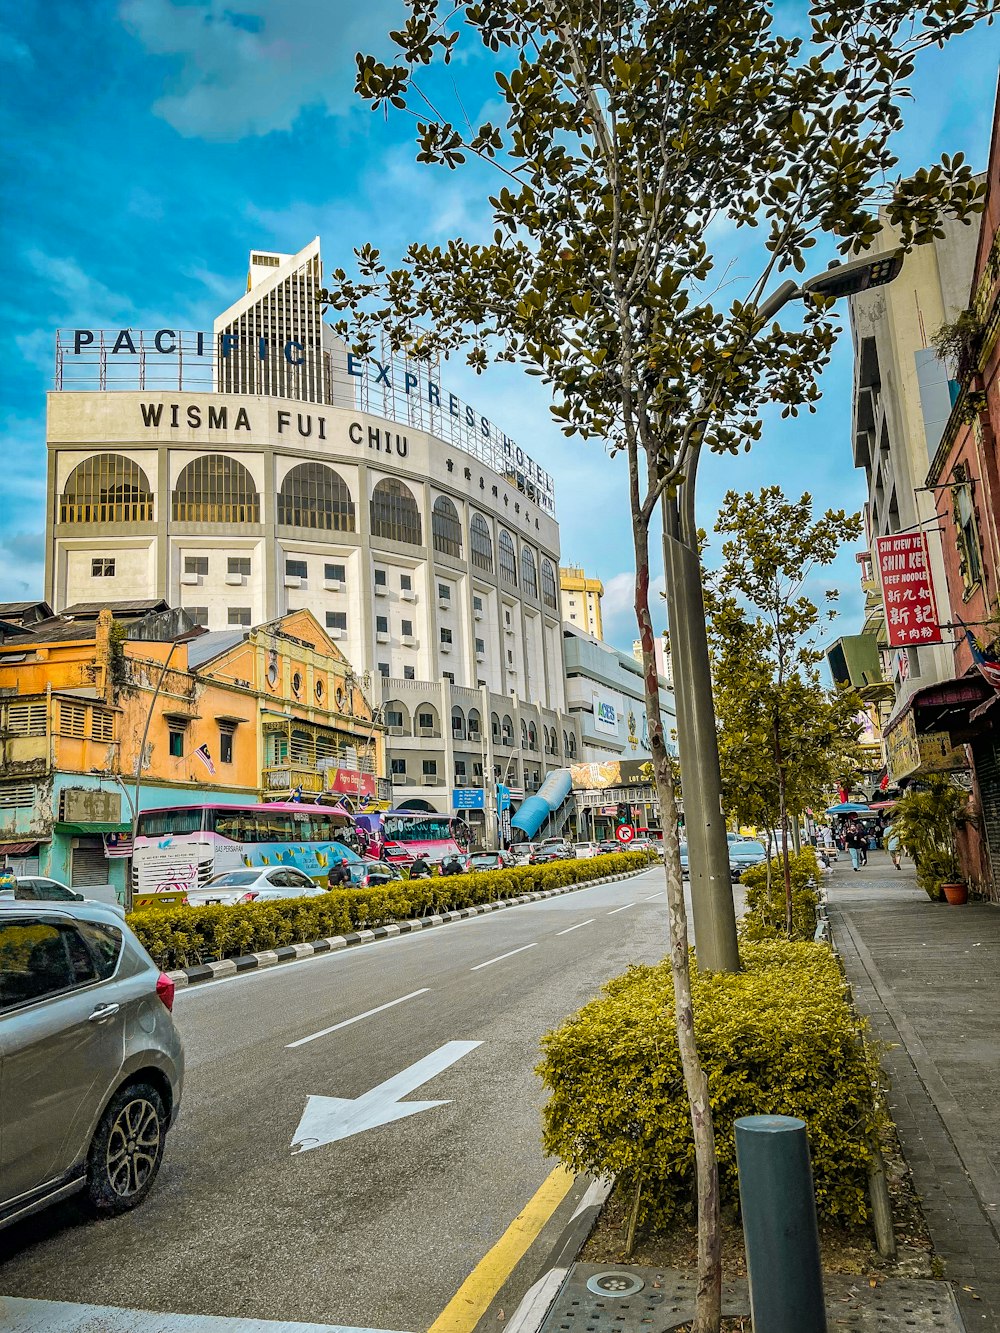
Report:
167,868,651,989
505,1176,614,1333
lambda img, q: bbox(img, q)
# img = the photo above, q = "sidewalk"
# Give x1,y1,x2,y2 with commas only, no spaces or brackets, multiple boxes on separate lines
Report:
827,854,1000,1330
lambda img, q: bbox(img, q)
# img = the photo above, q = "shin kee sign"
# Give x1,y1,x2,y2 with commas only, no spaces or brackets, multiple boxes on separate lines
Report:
875,532,942,648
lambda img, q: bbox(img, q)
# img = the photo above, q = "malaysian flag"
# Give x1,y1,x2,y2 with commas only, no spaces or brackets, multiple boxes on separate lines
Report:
193,743,216,775
967,630,1000,694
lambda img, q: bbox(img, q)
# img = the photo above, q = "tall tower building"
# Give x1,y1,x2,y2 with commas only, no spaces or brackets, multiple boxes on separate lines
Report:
560,566,604,638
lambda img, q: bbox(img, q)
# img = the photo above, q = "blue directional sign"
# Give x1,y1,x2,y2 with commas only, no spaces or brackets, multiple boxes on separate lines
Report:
453,787,485,809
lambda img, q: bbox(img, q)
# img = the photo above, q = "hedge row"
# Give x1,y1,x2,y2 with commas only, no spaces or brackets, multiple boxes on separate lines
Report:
128,850,656,970
739,847,822,941
537,937,877,1230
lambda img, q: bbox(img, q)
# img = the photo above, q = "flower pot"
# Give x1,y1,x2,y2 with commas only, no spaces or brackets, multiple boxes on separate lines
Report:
942,882,968,905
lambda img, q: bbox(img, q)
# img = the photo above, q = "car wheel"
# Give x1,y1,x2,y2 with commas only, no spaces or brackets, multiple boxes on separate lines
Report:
84,1081,168,1216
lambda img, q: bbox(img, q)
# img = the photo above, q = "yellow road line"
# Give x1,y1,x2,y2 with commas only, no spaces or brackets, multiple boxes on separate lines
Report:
428,1165,577,1333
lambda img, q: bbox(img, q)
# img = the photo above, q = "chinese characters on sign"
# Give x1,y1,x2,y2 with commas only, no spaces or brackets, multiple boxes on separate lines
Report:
875,532,942,649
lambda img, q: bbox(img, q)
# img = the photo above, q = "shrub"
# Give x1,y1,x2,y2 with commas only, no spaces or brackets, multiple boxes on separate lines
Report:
739,847,821,940
128,850,655,970
537,938,877,1231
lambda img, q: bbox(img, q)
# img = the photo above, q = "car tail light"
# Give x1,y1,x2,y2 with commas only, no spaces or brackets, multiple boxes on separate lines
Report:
156,972,175,1012
239,891,258,902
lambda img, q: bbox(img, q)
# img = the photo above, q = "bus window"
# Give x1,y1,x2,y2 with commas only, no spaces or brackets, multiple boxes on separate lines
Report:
137,809,205,837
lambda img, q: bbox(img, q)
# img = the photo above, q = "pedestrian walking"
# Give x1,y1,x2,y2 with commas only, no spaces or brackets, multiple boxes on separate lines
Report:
846,824,863,872
326,856,350,888
887,828,902,870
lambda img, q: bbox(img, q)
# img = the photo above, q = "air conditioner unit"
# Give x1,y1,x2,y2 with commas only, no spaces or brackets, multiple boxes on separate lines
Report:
328,628,344,640
401,590,417,603
421,774,439,786
389,725,405,736
225,573,244,586
374,585,388,597
419,726,437,738
475,652,485,663
505,626,514,636
391,772,407,785
474,609,484,621
324,579,344,592
376,631,390,643
438,597,451,610
284,575,302,588
402,635,417,648
455,777,468,786
180,572,200,586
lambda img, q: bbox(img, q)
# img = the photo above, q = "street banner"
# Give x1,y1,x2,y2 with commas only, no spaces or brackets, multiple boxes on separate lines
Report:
875,532,942,648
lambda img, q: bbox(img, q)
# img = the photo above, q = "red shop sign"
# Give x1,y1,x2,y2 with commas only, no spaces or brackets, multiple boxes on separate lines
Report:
875,532,942,649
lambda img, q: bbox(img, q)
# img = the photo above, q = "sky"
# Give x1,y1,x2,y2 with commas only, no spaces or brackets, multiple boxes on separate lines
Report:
2,2,998,652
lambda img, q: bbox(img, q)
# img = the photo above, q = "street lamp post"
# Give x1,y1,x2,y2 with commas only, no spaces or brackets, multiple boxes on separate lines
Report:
662,250,904,973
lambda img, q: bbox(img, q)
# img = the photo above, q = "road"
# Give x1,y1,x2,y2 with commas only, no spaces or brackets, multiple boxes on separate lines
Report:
0,864,742,1333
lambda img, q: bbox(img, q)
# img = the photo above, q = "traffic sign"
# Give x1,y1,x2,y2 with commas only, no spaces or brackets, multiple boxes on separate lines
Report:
615,824,635,845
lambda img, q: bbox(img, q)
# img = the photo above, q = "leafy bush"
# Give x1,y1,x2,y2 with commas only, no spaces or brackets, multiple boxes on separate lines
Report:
129,850,655,970
537,939,877,1230
891,775,969,900
739,847,821,940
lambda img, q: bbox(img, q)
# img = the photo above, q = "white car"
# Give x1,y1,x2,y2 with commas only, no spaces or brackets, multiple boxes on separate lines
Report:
185,866,326,907
574,842,600,859
0,876,126,918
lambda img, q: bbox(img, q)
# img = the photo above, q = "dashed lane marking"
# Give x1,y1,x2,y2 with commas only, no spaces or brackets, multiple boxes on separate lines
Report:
470,943,538,971
286,988,431,1049
555,919,595,936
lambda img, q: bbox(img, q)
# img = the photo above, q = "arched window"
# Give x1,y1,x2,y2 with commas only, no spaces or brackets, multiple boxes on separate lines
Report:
562,730,570,755
172,455,259,523
384,700,409,733
498,531,517,585
278,463,355,531
521,718,528,747
451,706,466,739
59,454,153,524
471,514,493,572
502,714,514,745
541,559,558,610
528,721,537,750
468,708,481,739
491,711,501,742
568,733,577,758
520,546,538,597
432,496,463,557
371,478,422,545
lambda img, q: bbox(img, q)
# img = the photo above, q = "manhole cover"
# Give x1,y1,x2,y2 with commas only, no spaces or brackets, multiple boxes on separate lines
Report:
585,1272,645,1297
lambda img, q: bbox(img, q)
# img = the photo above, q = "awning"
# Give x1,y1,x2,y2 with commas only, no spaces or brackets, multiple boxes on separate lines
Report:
54,821,131,835
825,802,872,815
0,841,39,855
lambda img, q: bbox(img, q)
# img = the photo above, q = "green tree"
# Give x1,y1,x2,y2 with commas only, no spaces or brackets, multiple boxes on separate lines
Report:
322,4,994,1325
708,487,864,928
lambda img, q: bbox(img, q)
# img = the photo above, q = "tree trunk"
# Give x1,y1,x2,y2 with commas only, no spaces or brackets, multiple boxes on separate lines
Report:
774,716,793,937
632,504,721,1333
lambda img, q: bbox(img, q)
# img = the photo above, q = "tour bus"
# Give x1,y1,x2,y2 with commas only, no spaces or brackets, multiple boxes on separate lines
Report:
352,809,473,866
131,801,359,896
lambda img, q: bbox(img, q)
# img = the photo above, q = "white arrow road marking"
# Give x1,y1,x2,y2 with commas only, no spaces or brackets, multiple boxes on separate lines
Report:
555,919,594,935
286,988,430,1049
291,1040,482,1154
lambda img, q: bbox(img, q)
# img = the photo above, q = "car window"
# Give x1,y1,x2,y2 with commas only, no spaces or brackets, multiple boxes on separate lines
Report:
77,920,124,980
39,882,80,901
207,870,260,886
0,921,98,1011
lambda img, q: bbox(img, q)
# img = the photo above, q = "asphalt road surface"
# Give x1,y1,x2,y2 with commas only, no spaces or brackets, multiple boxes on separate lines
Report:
0,864,741,1333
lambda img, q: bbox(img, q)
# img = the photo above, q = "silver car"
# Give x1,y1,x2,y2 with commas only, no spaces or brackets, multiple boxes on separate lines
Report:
185,865,325,907
0,901,184,1231
0,875,126,918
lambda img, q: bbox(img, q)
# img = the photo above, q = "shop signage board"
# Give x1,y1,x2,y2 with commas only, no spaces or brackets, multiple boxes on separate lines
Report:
875,532,942,648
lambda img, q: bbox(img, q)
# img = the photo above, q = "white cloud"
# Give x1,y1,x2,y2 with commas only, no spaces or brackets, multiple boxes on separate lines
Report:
120,0,399,141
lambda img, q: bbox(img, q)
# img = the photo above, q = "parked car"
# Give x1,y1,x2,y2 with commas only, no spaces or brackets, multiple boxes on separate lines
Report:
597,840,620,855
530,839,575,864
508,843,535,864
0,877,126,918
728,840,768,882
467,850,514,872
0,900,183,1231
679,841,690,878
346,860,405,888
574,842,600,859
184,866,324,907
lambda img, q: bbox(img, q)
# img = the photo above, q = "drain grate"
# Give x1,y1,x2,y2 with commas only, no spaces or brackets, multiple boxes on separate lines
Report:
538,1266,965,1333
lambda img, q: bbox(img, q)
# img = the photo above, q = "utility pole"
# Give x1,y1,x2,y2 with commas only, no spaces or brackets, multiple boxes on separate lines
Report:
661,251,904,973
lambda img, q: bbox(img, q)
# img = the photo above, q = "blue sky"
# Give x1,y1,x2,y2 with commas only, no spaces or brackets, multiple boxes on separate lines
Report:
2,3,998,650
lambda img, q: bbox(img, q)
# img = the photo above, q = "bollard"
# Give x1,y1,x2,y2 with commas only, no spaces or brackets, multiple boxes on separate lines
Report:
735,1114,827,1333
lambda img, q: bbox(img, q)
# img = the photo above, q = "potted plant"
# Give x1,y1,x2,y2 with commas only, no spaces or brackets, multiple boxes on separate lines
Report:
891,775,971,903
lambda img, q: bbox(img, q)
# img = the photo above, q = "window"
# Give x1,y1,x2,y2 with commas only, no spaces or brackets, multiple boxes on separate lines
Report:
379,662,390,678
168,729,185,758
187,607,209,627
520,546,538,597
438,583,451,602
59,454,153,525
278,463,355,531
471,514,493,572
432,495,463,557
441,627,453,644
401,619,413,637
325,562,346,582
370,478,422,545
455,760,467,777
326,611,347,631
228,556,251,577
507,649,514,665
185,556,209,576
498,531,517,585
91,558,115,577
60,702,86,738
952,474,984,591
403,666,415,680
475,637,485,654
443,671,455,683
505,608,512,625
78,921,124,980
386,709,404,729
173,455,260,523
374,568,387,587
400,573,412,591
91,708,115,743
418,711,434,729
473,595,483,612
0,921,98,1010
5,702,46,737
218,726,234,765
376,615,389,634
391,758,407,776
228,607,251,626
285,559,307,579
541,559,557,609
422,759,438,776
